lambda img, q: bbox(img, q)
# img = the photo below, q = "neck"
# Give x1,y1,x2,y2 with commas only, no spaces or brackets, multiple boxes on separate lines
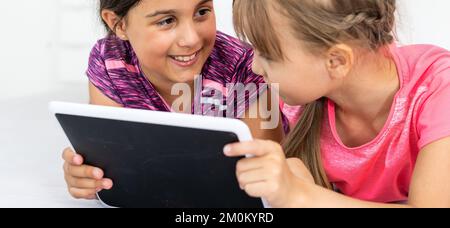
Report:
142,68,194,110
328,52,400,123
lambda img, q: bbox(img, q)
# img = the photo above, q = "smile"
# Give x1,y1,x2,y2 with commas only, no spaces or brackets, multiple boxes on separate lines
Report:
169,50,200,62
169,49,202,67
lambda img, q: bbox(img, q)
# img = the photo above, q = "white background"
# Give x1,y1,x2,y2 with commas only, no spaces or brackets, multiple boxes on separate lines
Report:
1,0,450,99
0,0,449,207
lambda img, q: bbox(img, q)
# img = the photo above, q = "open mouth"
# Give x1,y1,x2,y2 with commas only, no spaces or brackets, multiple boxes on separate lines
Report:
169,49,202,67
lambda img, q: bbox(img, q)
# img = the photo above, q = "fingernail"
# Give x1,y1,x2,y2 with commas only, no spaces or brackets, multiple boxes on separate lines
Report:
93,168,103,179
223,145,231,155
72,156,79,164
103,180,112,189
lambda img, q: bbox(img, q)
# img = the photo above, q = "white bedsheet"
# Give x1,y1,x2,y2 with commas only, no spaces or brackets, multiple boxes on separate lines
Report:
0,83,102,208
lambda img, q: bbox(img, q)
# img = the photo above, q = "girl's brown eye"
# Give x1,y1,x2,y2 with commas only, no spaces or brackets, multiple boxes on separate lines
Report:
195,8,211,17
157,17,176,27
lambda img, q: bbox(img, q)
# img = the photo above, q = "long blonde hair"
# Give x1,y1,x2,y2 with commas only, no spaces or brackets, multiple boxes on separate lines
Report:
233,0,397,188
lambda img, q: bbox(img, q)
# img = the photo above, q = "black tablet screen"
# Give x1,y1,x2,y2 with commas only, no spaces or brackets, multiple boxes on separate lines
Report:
56,114,263,208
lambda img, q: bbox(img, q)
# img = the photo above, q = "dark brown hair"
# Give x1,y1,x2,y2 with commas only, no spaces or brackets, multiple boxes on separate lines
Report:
99,0,142,34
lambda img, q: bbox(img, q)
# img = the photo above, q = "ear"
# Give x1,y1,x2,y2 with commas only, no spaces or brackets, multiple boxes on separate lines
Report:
325,44,354,80
101,9,128,40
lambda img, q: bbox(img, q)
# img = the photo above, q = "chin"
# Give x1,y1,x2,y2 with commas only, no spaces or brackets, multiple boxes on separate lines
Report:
281,96,306,106
170,63,205,82
284,99,300,106
171,72,199,84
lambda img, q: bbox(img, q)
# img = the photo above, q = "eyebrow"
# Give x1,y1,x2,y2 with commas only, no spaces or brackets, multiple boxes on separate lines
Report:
145,0,213,18
146,10,176,18
197,0,213,7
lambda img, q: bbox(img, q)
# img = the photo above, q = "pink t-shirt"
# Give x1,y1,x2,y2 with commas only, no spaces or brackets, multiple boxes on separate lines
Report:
321,44,450,203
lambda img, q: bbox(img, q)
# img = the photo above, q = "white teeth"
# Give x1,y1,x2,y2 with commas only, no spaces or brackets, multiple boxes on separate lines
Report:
172,52,197,62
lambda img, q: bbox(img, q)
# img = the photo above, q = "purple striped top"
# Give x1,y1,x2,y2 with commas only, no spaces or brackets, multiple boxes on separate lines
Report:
86,31,290,131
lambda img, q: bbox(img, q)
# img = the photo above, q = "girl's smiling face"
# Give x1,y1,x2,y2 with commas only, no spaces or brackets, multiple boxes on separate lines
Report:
105,0,217,86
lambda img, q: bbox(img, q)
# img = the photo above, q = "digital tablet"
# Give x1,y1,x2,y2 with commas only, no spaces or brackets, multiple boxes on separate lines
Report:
49,101,265,208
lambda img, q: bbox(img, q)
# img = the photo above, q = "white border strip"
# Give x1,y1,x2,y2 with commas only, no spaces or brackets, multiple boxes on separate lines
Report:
49,101,253,142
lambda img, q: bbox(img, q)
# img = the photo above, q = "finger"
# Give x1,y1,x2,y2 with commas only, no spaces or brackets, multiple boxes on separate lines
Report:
72,154,84,166
68,187,98,200
65,175,112,190
67,164,104,180
63,162,69,174
224,140,274,157
62,147,83,165
62,147,75,162
237,168,268,190
236,157,267,176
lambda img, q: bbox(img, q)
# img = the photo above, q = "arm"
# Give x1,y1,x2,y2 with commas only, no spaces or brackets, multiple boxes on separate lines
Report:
89,82,123,107
408,137,450,207
224,137,450,208
293,137,450,208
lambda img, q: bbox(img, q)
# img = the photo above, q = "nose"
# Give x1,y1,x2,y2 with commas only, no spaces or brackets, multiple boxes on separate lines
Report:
177,22,201,48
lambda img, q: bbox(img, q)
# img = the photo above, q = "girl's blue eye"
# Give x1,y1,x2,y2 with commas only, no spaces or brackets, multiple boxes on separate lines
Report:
157,17,176,27
195,8,211,17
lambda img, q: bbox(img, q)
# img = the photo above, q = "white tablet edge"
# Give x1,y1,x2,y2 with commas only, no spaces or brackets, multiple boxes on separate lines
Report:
49,101,252,142
49,101,269,208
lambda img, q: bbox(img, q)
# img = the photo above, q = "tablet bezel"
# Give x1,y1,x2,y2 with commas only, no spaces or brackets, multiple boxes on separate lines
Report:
49,101,266,208
49,101,253,142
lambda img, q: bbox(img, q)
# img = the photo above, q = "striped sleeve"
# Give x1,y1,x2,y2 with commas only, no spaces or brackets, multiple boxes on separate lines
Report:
86,41,123,104
234,48,267,118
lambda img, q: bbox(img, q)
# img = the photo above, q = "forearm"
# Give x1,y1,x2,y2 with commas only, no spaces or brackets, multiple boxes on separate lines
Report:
287,180,412,208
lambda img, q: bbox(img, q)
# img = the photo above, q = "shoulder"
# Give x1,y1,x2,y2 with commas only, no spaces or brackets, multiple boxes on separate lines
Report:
86,35,144,105
213,31,253,57
393,44,450,94
398,45,450,148
205,31,256,82
210,32,254,65
90,35,136,64
394,44,450,81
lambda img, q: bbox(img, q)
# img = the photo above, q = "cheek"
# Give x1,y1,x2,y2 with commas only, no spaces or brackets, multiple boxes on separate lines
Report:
293,64,330,103
269,62,329,105
146,32,175,55
268,62,300,85
133,31,176,64
197,18,217,48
